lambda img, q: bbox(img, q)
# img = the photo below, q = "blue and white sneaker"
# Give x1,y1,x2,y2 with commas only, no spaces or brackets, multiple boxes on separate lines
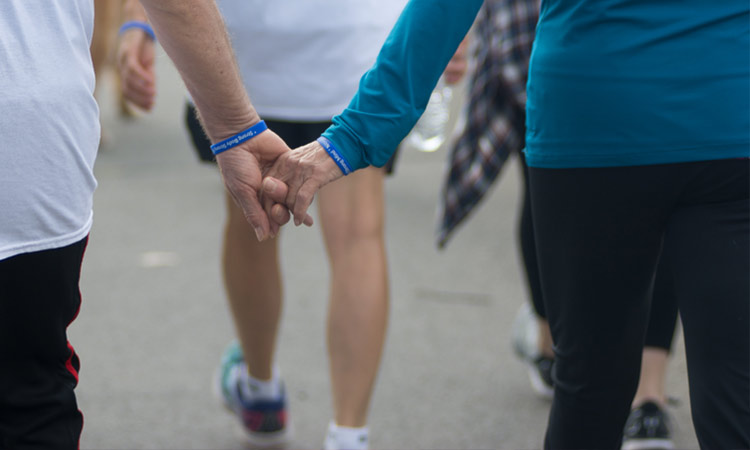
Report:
215,341,290,447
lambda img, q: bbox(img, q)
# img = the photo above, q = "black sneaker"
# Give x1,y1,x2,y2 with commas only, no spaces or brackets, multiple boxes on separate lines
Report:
622,401,674,450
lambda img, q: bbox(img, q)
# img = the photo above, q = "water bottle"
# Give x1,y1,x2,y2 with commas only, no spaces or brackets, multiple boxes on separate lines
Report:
406,76,454,152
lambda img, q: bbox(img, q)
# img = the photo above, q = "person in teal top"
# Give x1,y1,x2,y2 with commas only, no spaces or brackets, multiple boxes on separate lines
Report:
255,0,749,448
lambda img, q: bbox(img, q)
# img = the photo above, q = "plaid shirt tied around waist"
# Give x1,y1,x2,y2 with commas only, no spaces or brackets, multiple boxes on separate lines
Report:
436,0,539,248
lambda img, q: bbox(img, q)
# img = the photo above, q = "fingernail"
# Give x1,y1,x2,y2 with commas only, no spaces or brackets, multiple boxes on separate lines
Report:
254,227,264,241
263,178,276,193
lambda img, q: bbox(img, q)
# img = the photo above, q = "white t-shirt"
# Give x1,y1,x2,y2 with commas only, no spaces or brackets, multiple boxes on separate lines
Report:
217,0,407,121
0,0,99,260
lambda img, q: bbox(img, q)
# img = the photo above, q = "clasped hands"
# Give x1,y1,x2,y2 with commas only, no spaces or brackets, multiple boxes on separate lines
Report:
217,33,471,240
215,130,344,241
116,22,343,242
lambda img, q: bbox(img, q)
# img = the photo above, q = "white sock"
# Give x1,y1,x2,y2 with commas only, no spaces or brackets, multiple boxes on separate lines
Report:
324,421,369,450
239,365,282,401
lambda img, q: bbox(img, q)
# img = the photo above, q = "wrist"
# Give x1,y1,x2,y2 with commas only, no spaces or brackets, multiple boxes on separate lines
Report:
316,136,352,175
211,120,268,155
195,103,261,143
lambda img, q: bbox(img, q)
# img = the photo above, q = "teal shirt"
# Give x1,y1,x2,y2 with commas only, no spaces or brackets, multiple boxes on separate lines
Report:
324,0,750,171
526,0,750,168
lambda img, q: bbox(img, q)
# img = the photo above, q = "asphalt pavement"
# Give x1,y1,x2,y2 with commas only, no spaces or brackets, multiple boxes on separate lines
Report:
70,50,699,450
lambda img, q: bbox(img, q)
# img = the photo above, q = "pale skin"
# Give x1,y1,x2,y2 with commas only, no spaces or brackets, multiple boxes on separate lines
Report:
91,0,122,95
220,167,389,427
632,347,669,407
220,165,389,427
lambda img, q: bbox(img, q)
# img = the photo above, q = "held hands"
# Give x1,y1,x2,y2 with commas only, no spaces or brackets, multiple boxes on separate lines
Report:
252,39,470,233
260,140,345,229
216,130,316,241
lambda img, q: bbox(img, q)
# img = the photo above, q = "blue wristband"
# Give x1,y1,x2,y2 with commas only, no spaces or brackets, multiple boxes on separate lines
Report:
316,136,352,175
210,121,268,155
119,21,156,41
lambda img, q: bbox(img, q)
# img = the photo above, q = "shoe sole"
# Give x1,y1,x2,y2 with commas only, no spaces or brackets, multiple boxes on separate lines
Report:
525,361,554,400
621,438,675,450
211,369,293,448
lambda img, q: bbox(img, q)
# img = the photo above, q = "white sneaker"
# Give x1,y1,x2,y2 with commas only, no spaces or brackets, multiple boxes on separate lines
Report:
323,421,369,450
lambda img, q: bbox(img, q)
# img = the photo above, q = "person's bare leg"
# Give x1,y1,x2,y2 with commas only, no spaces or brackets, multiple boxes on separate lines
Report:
537,318,555,358
91,0,120,84
632,346,669,407
318,167,389,427
222,191,281,380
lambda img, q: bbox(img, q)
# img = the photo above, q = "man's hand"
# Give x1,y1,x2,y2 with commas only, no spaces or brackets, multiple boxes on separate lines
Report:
217,129,314,241
117,26,156,111
261,141,345,228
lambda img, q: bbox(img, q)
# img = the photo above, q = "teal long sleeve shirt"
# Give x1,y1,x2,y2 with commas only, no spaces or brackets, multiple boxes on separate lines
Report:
322,0,749,172
321,0,484,172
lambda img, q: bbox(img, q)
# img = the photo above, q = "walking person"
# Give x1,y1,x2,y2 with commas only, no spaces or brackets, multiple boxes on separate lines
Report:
440,1,682,447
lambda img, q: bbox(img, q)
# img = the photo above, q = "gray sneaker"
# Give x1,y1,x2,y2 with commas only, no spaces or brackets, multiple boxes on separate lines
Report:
511,303,554,399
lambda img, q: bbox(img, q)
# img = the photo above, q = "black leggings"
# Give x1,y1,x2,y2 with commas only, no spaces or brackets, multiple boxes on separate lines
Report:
528,158,749,449
0,238,87,450
518,152,679,351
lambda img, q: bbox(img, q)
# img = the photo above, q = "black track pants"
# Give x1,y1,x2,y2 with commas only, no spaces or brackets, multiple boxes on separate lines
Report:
529,159,749,449
0,238,87,450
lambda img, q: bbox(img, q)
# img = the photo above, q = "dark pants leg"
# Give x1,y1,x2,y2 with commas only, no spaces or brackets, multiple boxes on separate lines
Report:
522,150,680,347
0,238,87,450
518,151,547,318
530,159,749,449
662,162,750,448
530,164,676,448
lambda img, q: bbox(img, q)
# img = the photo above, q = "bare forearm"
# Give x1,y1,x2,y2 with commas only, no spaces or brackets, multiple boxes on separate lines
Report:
138,0,258,141
123,0,147,22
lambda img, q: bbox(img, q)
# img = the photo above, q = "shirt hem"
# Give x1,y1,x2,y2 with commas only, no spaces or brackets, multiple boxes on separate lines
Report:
525,144,750,169
0,213,93,261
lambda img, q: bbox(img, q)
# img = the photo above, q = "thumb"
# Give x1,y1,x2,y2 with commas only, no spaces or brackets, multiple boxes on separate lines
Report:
262,177,288,203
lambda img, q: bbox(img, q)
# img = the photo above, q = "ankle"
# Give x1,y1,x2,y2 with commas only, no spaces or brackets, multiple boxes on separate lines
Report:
632,396,667,409
324,421,369,450
240,366,283,401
